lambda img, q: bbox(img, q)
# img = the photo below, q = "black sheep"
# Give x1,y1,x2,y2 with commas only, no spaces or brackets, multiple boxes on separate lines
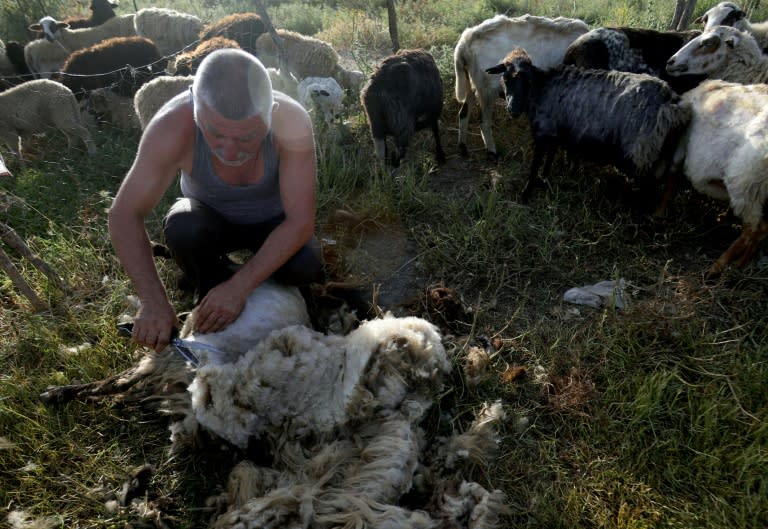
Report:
361,49,446,167
563,27,706,93
59,36,166,99
486,47,691,202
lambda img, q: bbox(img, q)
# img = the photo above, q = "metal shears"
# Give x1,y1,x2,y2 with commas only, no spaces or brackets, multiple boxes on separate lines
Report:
117,323,226,368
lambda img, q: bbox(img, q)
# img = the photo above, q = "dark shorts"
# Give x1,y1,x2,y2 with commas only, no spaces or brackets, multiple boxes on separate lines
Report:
163,197,325,299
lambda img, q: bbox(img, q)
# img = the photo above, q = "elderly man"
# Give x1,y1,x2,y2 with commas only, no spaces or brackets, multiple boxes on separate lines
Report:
109,49,324,351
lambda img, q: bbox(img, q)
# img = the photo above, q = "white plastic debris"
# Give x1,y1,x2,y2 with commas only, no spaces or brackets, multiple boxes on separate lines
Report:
563,279,627,309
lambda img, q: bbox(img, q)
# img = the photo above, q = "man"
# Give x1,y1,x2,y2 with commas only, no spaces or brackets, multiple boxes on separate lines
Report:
109,49,324,351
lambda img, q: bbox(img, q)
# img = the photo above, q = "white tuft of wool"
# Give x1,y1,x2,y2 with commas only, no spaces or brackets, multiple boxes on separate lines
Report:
189,314,448,448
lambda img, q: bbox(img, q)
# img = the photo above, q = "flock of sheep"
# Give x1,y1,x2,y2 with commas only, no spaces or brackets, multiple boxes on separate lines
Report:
1,2,766,278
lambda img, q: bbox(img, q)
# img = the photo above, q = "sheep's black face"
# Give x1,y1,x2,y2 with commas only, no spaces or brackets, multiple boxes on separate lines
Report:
501,67,530,118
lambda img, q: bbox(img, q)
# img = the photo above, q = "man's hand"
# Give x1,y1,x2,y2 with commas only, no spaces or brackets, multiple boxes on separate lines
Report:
132,299,178,351
194,279,249,334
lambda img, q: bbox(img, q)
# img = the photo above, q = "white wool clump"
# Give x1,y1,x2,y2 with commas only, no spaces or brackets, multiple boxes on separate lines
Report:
189,314,448,448
190,325,350,447
187,311,448,448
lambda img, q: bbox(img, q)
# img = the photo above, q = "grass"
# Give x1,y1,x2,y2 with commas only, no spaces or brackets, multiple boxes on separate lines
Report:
2,0,768,528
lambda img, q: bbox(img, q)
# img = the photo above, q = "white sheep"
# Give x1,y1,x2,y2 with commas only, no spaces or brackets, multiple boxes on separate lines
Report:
454,13,589,158
672,80,768,275
697,1,768,51
666,25,768,84
133,7,203,57
297,76,343,125
0,79,96,164
255,29,363,91
666,28,768,274
24,14,137,78
133,74,194,129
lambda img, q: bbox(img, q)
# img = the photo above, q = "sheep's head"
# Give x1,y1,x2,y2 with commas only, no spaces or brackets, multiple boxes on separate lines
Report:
666,26,748,77
28,16,69,42
485,47,533,119
695,2,747,31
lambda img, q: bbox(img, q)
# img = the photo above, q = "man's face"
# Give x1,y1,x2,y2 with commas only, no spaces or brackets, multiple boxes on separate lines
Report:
196,103,269,167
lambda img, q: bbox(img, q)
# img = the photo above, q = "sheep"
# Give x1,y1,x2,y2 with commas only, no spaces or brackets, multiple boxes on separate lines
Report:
133,7,203,57
40,279,510,527
666,25,768,84
33,0,119,37
0,79,96,165
664,29,768,274
24,13,137,78
669,80,768,275
297,76,343,126
198,12,266,55
454,13,589,158
84,87,140,131
58,36,166,99
562,26,705,93
133,74,194,129
361,49,446,167
696,1,768,52
2,41,32,85
255,28,363,92
170,36,240,76
485,47,691,202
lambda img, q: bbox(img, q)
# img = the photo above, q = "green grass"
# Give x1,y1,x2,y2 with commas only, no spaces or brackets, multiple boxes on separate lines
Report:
2,1,768,528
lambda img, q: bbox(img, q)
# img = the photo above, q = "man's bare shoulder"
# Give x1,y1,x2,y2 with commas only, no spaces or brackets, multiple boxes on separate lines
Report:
140,92,195,164
272,92,312,145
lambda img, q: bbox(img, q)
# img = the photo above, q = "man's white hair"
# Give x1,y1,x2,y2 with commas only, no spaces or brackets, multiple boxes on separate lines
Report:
192,48,273,126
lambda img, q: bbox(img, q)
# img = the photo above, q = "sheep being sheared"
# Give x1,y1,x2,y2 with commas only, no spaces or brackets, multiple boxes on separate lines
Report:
41,279,509,528
187,311,508,529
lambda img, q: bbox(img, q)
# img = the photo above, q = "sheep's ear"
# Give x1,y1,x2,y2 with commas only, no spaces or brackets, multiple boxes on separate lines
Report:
56,22,69,30
724,35,738,49
733,8,747,21
485,64,505,75
693,14,707,25
28,23,42,31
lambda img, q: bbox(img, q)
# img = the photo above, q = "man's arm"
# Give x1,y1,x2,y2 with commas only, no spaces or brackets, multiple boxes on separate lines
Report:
108,97,192,350
193,96,317,333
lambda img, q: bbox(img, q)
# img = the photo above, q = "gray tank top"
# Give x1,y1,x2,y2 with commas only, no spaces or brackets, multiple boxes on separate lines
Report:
180,119,283,225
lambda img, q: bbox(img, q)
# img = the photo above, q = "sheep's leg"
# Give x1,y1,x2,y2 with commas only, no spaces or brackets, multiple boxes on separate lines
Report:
431,119,446,164
39,365,148,404
733,220,768,268
521,142,549,202
707,220,768,277
478,92,497,160
457,92,473,157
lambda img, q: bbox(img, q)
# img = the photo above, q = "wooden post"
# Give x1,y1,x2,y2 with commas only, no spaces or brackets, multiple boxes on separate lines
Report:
387,0,400,53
